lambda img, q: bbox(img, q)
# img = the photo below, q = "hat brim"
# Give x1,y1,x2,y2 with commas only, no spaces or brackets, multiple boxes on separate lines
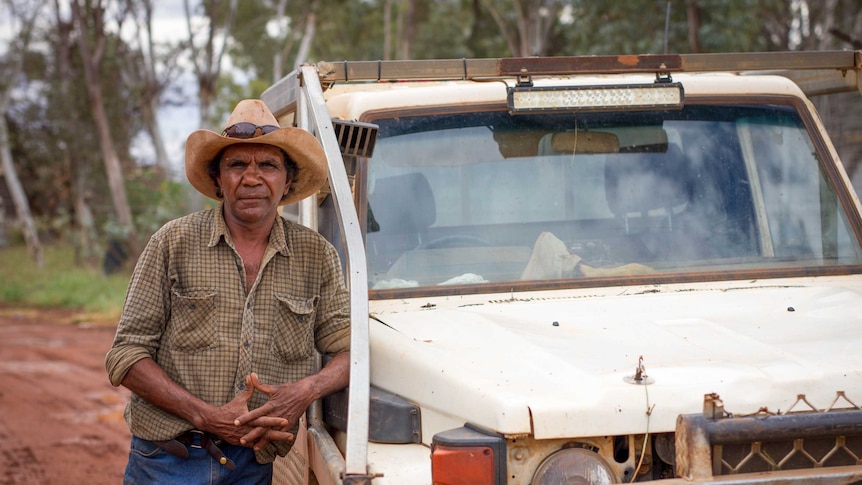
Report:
185,127,328,206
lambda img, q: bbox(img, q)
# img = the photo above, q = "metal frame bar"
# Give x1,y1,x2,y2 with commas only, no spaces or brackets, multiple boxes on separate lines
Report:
297,65,371,482
263,52,862,113
311,51,860,82
265,66,371,483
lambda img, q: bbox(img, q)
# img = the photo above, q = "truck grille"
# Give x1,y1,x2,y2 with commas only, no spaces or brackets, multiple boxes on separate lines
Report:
717,435,862,474
676,393,862,479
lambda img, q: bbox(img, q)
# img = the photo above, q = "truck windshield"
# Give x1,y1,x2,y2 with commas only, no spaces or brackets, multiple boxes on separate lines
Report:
364,104,862,290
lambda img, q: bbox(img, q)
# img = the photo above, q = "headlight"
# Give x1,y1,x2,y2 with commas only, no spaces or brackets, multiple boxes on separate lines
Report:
507,83,684,114
531,447,617,485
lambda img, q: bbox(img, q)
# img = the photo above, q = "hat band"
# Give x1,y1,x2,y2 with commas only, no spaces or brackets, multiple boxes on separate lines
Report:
222,122,280,139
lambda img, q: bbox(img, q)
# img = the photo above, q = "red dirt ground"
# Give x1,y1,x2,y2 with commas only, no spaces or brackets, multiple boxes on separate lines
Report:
0,307,130,485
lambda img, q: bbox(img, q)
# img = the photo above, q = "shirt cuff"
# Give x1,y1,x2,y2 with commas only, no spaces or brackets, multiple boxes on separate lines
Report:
105,346,154,387
316,326,351,355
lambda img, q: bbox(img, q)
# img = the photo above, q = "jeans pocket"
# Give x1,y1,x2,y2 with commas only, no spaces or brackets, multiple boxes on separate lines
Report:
128,436,164,459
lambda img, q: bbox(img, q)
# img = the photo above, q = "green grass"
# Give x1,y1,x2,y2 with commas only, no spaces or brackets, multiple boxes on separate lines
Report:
0,244,131,323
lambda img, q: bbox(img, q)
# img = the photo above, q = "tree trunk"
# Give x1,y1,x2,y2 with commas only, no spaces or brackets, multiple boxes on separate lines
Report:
398,0,415,60
69,151,100,266
0,0,44,266
383,0,393,60
687,0,701,53
294,4,317,67
0,195,6,248
55,0,97,265
481,0,540,57
272,0,289,81
86,79,140,254
0,117,43,267
139,0,170,172
72,0,140,256
187,0,238,129
141,95,169,173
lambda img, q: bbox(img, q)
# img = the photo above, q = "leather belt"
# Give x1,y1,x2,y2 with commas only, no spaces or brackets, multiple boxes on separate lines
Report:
154,430,237,470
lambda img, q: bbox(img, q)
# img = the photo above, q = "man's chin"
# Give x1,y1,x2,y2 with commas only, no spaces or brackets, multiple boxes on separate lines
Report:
226,200,277,223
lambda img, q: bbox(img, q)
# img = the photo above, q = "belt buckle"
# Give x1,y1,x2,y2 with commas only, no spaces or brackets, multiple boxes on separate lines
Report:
188,429,205,449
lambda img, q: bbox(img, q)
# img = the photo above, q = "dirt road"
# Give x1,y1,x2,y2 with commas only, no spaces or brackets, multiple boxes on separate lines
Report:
0,307,130,485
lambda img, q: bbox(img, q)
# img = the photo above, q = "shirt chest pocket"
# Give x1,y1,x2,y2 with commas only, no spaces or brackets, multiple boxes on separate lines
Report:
271,294,318,363
168,288,218,352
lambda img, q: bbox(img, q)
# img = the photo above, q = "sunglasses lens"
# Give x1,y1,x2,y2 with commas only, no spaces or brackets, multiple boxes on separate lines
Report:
223,123,280,139
223,122,257,138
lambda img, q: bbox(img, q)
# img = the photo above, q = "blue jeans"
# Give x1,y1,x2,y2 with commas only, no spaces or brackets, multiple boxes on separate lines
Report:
123,435,273,485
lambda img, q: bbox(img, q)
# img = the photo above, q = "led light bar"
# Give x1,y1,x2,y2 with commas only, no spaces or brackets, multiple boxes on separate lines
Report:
508,83,684,113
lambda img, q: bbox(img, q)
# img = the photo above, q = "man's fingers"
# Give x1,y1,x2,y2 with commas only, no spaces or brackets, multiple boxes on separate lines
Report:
248,416,289,428
239,427,295,450
239,426,267,446
234,404,288,427
252,429,296,451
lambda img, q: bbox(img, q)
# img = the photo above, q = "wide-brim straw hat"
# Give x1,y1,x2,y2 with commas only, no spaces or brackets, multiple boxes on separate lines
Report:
185,99,327,206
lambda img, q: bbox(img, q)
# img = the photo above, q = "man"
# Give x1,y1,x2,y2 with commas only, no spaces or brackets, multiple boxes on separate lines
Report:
106,99,351,484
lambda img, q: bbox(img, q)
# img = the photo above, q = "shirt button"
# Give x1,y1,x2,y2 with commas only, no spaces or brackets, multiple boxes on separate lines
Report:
243,341,250,349
238,381,245,390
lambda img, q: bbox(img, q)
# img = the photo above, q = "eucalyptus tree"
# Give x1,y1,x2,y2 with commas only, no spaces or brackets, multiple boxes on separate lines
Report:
0,0,45,266
71,0,141,255
121,0,184,173
184,0,238,129
52,0,99,264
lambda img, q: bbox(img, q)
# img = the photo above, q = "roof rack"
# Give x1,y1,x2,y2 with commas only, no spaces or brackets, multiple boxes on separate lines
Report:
262,50,861,117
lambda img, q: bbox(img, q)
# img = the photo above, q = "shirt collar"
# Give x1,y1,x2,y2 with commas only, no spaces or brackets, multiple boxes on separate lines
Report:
208,204,291,258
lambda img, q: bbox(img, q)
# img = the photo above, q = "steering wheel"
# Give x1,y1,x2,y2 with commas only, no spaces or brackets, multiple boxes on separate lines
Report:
421,234,493,250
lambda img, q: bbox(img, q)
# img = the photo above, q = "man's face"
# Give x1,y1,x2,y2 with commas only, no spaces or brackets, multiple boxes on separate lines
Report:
217,144,291,227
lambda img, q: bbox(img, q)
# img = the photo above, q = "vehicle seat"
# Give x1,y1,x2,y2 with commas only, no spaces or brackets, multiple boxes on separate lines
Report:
367,173,436,275
604,145,696,261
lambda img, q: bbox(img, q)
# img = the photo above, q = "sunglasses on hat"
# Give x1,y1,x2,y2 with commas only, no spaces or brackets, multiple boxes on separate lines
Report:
222,122,280,139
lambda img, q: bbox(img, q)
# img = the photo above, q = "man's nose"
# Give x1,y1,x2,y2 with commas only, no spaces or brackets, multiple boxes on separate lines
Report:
241,164,263,182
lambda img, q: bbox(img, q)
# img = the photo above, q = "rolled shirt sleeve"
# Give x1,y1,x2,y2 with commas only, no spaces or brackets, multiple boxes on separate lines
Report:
105,228,171,386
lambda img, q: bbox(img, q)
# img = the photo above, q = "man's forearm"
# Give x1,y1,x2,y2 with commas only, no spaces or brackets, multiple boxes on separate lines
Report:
301,351,351,404
120,357,212,430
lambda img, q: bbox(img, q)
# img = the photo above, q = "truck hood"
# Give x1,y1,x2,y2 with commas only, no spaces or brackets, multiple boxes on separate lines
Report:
368,279,862,439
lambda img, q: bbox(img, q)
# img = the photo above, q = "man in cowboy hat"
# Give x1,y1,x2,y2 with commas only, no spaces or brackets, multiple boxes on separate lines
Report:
106,99,351,483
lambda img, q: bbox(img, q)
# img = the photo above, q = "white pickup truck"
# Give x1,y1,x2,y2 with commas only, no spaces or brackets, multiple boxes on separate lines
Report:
262,51,862,485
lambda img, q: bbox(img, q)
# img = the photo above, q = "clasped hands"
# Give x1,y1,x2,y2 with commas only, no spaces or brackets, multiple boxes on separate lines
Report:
210,372,309,451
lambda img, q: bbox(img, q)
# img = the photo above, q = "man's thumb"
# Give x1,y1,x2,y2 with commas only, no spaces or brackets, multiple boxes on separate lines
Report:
240,374,256,400
249,372,276,395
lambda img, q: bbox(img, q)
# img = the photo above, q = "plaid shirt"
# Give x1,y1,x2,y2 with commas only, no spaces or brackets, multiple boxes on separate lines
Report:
106,205,350,463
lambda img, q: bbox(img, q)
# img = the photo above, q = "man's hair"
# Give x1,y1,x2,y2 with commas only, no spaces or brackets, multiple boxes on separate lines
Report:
208,148,299,199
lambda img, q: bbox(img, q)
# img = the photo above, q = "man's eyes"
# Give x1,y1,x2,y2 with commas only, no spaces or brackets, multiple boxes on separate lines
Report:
226,160,281,170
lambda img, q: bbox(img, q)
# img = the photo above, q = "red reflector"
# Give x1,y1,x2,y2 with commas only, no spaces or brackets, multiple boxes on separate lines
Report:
431,445,495,485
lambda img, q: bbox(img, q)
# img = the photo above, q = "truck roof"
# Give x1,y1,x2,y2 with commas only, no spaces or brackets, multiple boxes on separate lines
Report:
263,50,861,120
323,73,808,121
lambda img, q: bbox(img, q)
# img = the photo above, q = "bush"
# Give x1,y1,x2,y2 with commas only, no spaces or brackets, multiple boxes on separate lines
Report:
0,244,130,324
